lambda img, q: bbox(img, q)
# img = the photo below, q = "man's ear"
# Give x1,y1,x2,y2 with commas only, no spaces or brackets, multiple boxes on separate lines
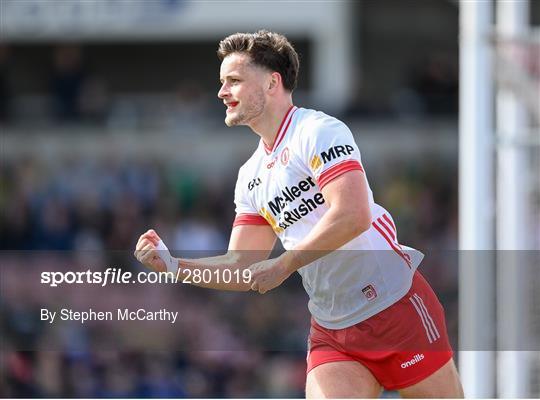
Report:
268,72,281,91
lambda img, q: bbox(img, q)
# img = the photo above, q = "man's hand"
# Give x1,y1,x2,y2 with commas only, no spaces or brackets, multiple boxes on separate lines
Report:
134,229,167,273
248,255,293,294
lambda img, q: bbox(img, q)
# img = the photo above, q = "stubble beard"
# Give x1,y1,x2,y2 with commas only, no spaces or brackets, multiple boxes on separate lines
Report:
225,90,265,127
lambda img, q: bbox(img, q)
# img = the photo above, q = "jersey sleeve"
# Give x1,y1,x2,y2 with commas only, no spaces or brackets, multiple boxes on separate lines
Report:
232,167,269,228
299,117,365,190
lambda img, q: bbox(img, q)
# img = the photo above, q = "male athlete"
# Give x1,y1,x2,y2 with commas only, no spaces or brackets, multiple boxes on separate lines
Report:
135,31,463,398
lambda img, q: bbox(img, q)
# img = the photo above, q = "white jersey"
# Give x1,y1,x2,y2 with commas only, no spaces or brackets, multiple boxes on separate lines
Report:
233,106,424,329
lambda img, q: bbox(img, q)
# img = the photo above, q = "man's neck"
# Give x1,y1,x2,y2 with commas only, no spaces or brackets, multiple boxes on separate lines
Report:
250,101,294,150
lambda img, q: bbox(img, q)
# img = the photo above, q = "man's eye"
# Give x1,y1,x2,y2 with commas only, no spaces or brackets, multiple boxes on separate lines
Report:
231,79,239,84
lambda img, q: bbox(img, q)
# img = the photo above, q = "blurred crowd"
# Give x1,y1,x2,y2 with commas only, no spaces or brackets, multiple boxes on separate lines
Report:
0,157,232,252
2,349,307,397
0,44,458,129
0,44,214,130
1,254,310,397
0,155,457,253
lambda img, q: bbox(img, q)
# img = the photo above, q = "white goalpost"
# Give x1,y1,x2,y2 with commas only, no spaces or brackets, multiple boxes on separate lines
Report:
460,0,538,397
459,1,496,397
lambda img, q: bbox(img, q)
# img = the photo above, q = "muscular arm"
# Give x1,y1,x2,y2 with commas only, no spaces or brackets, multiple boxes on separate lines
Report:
177,224,276,291
284,169,371,270
135,224,276,291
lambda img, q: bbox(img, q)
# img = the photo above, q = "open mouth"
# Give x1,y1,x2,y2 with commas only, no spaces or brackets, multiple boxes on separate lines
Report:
226,101,239,111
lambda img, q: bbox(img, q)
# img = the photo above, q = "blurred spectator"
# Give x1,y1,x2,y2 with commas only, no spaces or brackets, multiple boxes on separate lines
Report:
79,75,109,124
172,215,227,252
0,45,12,123
51,45,87,122
4,352,39,397
169,81,208,131
409,53,458,115
391,53,458,118
65,358,98,397
33,197,74,250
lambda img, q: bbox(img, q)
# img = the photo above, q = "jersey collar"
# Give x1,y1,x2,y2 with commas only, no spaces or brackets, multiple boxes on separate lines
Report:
263,105,298,155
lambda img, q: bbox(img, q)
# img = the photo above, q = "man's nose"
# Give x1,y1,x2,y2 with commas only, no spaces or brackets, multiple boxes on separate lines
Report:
218,84,229,99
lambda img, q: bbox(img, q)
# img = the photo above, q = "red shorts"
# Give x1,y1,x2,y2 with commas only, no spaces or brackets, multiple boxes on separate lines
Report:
307,271,454,391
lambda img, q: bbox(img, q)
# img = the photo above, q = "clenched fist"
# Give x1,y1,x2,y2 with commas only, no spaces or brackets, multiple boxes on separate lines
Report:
134,229,169,273
248,256,293,294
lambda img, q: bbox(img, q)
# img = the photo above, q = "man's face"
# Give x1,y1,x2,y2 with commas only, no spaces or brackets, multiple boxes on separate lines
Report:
218,53,268,127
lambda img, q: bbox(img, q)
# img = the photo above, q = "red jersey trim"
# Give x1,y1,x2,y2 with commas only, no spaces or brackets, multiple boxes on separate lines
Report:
378,215,412,264
263,105,296,155
317,160,364,190
233,213,269,227
273,107,298,151
372,217,412,268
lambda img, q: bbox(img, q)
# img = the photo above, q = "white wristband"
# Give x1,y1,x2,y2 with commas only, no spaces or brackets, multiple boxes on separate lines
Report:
156,239,178,274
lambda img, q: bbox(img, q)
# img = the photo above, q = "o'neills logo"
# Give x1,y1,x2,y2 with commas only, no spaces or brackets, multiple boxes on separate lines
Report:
260,176,325,233
401,354,425,369
267,156,278,169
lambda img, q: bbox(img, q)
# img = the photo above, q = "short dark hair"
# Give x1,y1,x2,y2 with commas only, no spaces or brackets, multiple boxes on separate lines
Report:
217,30,299,92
